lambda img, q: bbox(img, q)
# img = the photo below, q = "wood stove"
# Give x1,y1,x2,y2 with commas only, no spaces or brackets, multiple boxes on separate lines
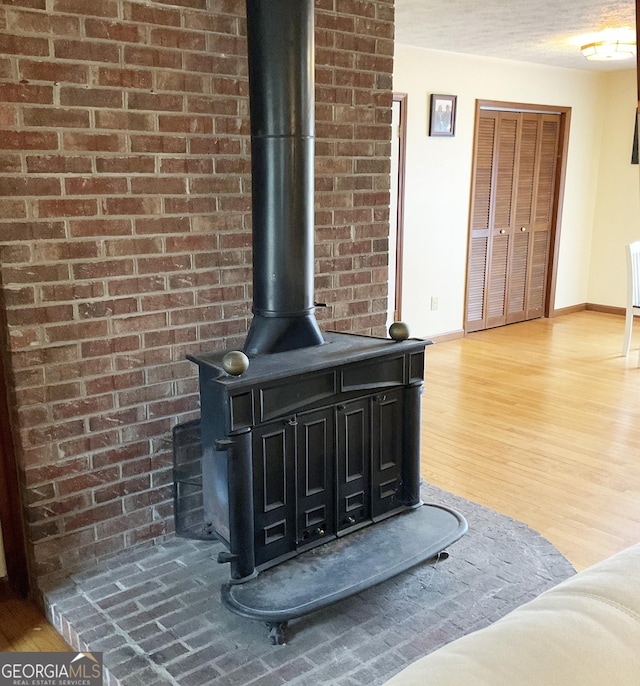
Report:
188,332,427,582
175,0,466,643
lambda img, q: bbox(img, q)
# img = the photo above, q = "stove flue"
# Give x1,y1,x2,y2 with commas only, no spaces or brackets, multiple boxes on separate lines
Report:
243,0,324,356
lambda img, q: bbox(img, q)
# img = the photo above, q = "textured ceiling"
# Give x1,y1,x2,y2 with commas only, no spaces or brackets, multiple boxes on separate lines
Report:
395,0,637,72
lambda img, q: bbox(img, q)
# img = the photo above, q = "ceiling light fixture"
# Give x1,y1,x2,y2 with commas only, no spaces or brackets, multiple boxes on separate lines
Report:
581,39,636,61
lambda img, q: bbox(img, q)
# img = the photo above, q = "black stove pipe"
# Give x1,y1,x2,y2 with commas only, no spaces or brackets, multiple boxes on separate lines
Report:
243,0,325,356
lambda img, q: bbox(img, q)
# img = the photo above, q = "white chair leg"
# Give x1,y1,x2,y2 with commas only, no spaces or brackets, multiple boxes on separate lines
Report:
622,309,633,356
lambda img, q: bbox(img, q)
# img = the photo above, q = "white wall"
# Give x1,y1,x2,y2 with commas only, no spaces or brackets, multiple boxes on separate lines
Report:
588,69,640,308
393,45,611,338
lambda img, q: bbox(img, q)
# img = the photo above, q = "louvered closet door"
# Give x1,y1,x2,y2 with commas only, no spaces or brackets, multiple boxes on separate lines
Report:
466,109,559,331
526,115,559,319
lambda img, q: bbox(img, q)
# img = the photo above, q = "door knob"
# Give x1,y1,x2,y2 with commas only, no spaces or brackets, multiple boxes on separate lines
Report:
499,229,506,234
520,226,527,232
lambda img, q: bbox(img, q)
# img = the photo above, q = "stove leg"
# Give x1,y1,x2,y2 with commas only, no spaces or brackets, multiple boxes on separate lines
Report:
266,621,288,645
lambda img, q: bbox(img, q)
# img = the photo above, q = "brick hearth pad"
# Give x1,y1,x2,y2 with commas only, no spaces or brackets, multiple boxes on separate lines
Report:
42,485,575,686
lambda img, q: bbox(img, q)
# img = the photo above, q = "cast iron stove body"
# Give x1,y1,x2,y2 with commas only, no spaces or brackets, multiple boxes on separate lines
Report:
188,332,427,582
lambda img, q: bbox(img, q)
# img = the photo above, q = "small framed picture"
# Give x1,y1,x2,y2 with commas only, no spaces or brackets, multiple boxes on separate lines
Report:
429,94,457,137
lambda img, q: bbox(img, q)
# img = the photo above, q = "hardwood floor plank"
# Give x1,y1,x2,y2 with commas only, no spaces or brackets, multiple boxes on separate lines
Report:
421,311,640,571
0,598,71,653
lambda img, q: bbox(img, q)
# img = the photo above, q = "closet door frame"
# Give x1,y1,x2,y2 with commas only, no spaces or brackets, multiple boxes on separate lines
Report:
464,100,571,333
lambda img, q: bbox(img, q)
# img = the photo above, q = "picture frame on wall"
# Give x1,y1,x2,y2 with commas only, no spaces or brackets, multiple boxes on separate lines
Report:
429,94,457,137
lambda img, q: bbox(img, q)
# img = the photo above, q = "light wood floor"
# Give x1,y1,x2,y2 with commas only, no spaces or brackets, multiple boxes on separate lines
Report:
2,309,640,649
422,310,640,572
0,595,70,651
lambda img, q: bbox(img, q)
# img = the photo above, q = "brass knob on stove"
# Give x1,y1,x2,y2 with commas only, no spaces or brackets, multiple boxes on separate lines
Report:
315,527,325,537
346,516,356,525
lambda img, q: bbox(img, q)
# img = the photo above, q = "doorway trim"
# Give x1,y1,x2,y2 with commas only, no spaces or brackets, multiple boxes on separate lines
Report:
464,99,571,331
390,93,408,321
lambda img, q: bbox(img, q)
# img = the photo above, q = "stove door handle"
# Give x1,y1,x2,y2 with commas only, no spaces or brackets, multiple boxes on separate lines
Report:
284,416,298,426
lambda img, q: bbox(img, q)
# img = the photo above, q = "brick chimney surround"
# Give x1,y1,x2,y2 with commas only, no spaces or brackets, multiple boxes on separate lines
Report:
0,0,395,591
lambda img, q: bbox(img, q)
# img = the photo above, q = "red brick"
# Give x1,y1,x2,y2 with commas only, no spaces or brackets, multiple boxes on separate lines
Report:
59,86,123,108
7,304,73,326
134,216,191,234
85,18,145,42
100,197,162,216
0,105,17,127
96,109,155,131
18,59,88,84
54,39,119,63
3,285,35,307
123,2,181,26
129,135,187,154
97,66,153,89
0,83,52,104
45,320,109,343
128,91,183,112
0,177,60,196
0,32,49,56
0,130,58,150
52,0,118,17
72,260,134,280
26,154,92,173
105,237,163,257
130,176,186,195
64,176,128,195
2,263,70,283
69,218,132,237
62,132,126,152
123,45,182,70
36,198,98,218
137,255,191,274
77,298,138,318
95,156,155,174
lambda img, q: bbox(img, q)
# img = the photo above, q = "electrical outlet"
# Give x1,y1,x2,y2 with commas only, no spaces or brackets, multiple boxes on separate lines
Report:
430,296,438,311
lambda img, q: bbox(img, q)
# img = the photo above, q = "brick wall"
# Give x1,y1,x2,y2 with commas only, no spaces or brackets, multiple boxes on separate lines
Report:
0,0,394,587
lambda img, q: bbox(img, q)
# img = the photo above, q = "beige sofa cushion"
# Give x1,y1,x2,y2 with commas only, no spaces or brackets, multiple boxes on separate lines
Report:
384,543,640,686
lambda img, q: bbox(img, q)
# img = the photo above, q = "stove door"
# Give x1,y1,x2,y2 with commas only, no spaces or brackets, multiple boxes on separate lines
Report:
296,407,336,545
336,398,371,532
